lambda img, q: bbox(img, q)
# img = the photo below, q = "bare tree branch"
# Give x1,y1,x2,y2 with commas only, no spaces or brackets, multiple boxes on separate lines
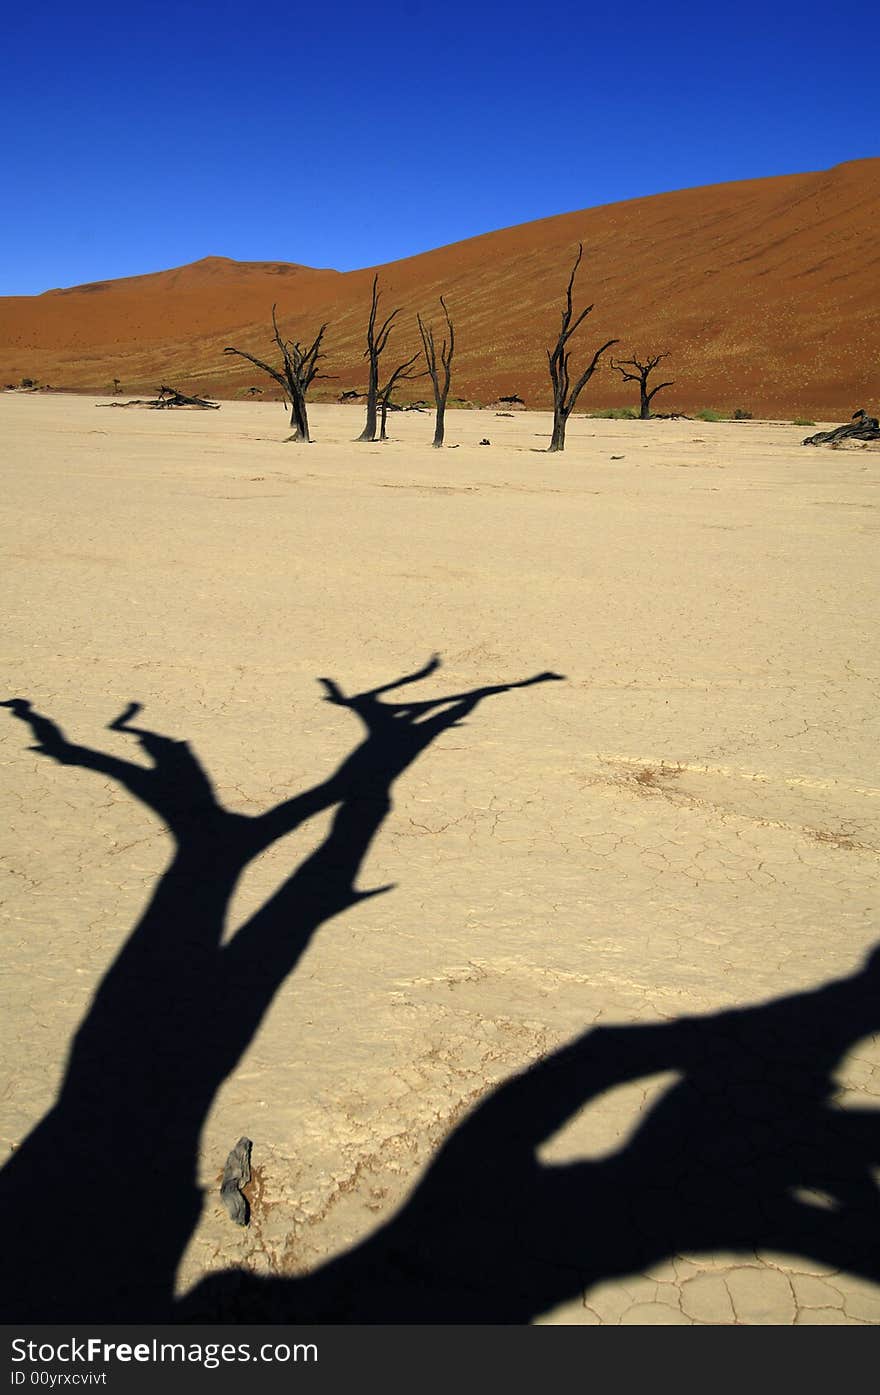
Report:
546,244,618,451
225,305,328,441
223,346,288,397
357,277,403,442
611,351,674,418
418,297,455,447
377,353,424,441
803,408,880,446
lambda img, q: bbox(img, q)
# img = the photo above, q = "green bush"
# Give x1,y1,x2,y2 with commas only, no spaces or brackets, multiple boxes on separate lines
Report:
695,408,725,422
792,418,815,427
588,406,638,419
733,408,752,420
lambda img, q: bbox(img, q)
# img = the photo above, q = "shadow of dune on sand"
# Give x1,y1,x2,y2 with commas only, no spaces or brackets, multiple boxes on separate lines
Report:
0,659,562,1322
3,664,879,1325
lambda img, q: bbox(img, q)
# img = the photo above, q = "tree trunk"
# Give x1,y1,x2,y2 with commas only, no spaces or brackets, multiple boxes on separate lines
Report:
639,385,650,419
287,393,311,442
287,400,304,437
358,363,379,441
359,400,377,442
224,312,326,444
545,248,616,451
417,299,454,451
379,399,389,441
298,392,311,442
548,411,567,452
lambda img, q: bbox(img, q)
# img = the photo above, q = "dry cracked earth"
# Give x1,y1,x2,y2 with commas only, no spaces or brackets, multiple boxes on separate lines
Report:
2,396,879,1324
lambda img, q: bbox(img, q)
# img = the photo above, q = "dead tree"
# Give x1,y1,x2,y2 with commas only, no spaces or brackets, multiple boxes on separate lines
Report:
153,385,220,409
378,354,423,441
357,276,401,442
99,385,220,410
803,409,880,446
546,244,617,452
611,352,674,419
224,306,327,442
417,298,455,447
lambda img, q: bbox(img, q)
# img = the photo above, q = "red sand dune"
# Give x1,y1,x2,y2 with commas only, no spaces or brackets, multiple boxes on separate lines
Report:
2,160,878,418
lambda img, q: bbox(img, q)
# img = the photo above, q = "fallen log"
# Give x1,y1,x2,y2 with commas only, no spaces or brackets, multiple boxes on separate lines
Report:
153,385,220,409
99,385,220,410
803,409,879,446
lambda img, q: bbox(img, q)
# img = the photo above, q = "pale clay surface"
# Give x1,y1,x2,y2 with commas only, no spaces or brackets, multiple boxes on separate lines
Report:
2,395,878,1325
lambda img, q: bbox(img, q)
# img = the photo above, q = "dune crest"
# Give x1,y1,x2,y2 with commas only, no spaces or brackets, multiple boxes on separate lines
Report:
1,160,878,417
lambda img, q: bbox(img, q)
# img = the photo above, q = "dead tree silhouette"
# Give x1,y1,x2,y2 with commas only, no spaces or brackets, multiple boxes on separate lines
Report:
610,352,674,419
181,945,880,1323
0,660,562,1322
546,244,618,452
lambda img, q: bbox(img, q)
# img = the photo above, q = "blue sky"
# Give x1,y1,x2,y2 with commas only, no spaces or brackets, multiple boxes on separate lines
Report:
2,0,877,294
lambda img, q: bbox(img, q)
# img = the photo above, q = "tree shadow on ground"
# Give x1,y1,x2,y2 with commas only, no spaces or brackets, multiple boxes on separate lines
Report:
0,658,561,1322
183,942,880,1322
4,667,879,1324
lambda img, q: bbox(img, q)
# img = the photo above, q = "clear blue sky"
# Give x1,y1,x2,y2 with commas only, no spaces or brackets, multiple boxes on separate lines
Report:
2,0,877,295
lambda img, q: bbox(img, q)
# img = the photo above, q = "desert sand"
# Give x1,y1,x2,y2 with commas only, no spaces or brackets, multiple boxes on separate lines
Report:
2,392,879,1325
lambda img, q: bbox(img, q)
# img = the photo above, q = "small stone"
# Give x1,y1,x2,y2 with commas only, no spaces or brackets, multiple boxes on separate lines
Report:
220,1136,253,1226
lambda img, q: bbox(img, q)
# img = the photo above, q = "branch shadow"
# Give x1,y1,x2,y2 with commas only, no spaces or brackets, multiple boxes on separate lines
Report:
183,946,880,1323
0,658,562,1322
4,665,879,1325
